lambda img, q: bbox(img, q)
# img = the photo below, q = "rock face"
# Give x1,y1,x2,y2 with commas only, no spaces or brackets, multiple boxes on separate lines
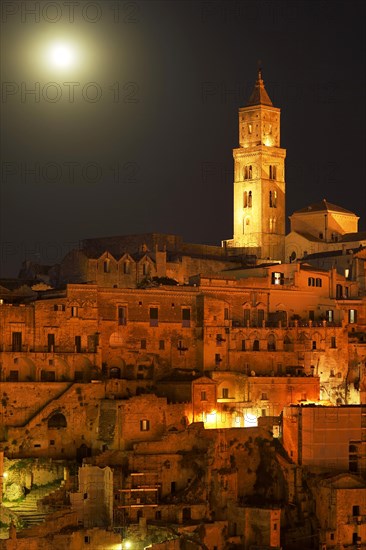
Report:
5,483,24,502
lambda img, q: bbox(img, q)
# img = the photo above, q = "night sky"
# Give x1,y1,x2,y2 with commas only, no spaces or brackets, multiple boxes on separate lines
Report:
1,0,365,277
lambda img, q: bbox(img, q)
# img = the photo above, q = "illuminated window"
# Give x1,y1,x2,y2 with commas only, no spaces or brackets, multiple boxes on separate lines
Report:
103,259,110,273
345,268,350,278
140,419,150,431
248,123,252,134
271,272,284,285
326,310,334,322
349,309,357,324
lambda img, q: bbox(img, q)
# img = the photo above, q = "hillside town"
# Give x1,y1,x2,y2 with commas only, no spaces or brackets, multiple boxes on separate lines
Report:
0,70,365,550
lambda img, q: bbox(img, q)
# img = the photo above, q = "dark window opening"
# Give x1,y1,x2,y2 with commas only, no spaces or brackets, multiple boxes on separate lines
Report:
75,336,81,353
47,333,55,352
118,306,127,325
12,332,22,352
253,339,260,351
182,308,191,327
150,307,159,327
48,413,67,429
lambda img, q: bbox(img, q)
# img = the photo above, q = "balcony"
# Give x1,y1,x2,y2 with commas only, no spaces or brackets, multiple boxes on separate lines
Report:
347,514,366,525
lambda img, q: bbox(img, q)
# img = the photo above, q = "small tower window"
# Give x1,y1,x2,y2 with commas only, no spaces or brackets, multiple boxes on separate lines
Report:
248,190,252,207
243,191,248,208
244,165,253,180
269,165,277,180
248,123,252,134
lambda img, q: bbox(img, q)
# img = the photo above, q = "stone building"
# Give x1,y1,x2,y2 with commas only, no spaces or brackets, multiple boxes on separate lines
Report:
282,405,366,473
309,473,366,550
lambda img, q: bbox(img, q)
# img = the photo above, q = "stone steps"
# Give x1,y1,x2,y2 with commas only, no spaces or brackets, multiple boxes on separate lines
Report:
3,482,62,529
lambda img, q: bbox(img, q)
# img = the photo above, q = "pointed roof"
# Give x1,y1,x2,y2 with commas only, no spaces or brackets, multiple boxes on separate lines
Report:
293,199,356,215
246,68,273,107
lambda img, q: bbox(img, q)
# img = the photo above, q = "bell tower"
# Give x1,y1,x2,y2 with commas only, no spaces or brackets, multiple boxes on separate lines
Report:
225,69,286,262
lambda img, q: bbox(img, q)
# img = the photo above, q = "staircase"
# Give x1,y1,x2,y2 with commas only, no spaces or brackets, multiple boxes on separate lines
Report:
2,481,62,529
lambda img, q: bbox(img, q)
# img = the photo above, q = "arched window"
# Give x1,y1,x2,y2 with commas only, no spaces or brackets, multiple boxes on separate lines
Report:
308,277,315,287
269,165,277,180
248,191,252,207
123,261,130,274
244,165,253,180
267,334,276,351
48,413,67,429
283,334,293,351
253,339,260,351
243,191,247,208
269,190,273,207
103,259,110,273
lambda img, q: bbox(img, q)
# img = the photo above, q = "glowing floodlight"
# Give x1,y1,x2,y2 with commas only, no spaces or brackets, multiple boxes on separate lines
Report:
244,412,258,427
48,42,77,69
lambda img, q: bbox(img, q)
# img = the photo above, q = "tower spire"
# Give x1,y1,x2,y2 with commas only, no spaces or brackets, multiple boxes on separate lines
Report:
246,67,273,107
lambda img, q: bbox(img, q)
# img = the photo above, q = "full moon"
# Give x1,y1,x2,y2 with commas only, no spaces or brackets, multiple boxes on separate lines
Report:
48,43,77,69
